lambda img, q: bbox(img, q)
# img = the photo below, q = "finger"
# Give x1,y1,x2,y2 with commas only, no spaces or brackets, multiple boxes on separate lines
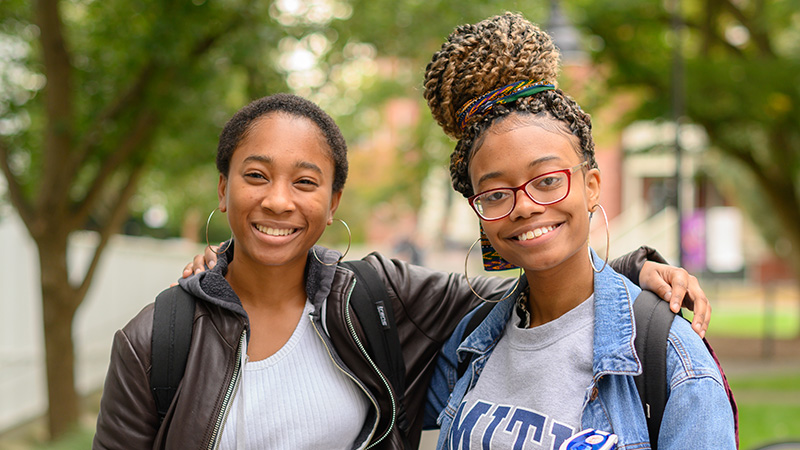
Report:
667,270,690,314
690,299,710,339
648,277,674,307
204,245,220,269
192,254,207,274
182,262,193,279
685,276,710,338
639,262,675,305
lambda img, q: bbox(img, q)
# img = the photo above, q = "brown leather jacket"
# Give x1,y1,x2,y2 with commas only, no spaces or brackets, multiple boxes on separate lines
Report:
93,245,651,449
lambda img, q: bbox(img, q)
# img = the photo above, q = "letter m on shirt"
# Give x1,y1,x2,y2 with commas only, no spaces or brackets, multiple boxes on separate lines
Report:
449,401,491,450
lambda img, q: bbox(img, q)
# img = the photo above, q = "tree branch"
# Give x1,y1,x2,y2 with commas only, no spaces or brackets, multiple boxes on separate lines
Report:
0,138,34,227
74,163,147,302
718,0,774,57
34,0,75,220
189,9,248,58
73,0,249,163
712,127,800,227
69,62,160,184
69,110,158,231
69,6,249,214
682,18,744,57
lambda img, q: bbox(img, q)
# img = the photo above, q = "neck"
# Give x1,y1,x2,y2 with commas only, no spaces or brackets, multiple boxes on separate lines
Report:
226,257,308,310
523,246,594,327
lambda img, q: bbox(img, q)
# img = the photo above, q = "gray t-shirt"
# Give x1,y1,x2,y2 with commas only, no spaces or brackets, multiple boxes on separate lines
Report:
446,296,594,450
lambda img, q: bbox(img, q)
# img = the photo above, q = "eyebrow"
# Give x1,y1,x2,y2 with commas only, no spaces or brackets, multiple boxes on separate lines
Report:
243,155,272,165
476,155,562,186
295,161,323,174
242,155,322,174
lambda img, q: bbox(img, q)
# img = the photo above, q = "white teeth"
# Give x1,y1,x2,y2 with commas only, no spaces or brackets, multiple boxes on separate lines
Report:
256,224,295,236
517,225,556,241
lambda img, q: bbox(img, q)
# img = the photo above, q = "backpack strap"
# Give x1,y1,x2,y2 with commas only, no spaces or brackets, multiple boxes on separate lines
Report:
633,289,675,450
150,286,196,424
456,302,497,378
341,260,411,443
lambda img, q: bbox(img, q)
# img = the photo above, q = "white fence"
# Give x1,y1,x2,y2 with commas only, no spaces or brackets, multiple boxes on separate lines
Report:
0,212,203,432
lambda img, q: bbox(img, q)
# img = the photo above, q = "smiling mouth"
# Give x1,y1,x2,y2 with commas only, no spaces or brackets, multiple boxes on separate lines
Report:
515,224,559,241
255,224,298,237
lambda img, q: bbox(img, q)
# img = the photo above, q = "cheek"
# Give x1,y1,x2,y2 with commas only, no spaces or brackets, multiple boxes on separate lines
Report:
481,222,505,248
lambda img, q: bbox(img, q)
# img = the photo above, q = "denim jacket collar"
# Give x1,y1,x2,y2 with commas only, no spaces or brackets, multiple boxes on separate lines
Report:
590,249,642,377
455,248,643,379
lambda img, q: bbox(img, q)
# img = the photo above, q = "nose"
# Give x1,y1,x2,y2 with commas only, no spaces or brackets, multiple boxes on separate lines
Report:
260,182,296,214
509,188,545,220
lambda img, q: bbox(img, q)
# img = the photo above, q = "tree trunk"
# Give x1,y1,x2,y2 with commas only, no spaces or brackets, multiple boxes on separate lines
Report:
38,236,81,439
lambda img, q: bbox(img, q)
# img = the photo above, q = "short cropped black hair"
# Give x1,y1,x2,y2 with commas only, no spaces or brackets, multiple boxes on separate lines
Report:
216,93,348,192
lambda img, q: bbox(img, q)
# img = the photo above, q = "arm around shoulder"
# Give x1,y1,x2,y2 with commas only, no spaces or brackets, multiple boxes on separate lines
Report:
363,251,512,344
609,246,667,285
93,305,159,449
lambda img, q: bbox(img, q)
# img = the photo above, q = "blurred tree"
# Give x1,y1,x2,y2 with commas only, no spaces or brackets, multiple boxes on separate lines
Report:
572,0,800,284
0,0,289,438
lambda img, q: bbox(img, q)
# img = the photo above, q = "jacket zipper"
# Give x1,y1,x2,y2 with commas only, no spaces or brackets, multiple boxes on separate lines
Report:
207,329,247,450
343,277,397,449
310,316,379,450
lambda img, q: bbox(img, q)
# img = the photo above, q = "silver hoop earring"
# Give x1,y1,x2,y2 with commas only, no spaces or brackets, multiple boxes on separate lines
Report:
312,219,352,266
205,208,233,256
589,204,610,273
465,237,522,303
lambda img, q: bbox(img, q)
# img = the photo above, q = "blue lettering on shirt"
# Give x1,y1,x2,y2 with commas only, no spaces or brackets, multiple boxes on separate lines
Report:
449,401,491,450
447,401,575,450
483,405,510,449
506,408,546,449
550,422,573,449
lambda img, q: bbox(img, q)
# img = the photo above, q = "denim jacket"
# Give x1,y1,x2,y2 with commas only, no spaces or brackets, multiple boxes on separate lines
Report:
425,250,736,450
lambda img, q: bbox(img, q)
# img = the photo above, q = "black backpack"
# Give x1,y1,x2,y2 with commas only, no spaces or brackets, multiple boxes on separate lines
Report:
454,289,735,450
149,259,409,441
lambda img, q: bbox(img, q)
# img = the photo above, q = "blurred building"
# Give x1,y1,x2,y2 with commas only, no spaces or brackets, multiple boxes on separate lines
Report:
358,2,785,283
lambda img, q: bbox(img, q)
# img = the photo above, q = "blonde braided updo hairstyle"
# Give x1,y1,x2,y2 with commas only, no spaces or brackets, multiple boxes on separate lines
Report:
423,12,597,198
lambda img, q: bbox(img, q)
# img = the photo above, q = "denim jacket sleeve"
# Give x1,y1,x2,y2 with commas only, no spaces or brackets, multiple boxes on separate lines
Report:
658,317,736,449
422,303,478,429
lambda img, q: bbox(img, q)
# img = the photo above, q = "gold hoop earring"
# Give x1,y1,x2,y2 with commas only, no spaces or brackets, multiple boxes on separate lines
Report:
205,208,233,255
312,219,352,266
589,204,610,273
465,237,522,303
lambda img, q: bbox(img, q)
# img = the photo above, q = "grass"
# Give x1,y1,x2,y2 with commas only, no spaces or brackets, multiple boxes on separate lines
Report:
681,296,799,340
708,310,800,339
33,429,93,450
729,372,800,450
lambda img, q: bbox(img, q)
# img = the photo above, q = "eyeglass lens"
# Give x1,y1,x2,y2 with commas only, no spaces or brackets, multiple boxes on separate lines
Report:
473,171,570,220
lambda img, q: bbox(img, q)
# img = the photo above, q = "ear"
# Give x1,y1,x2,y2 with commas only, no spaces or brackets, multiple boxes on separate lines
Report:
217,174,228,212
328,190,343,225
585,167,601,209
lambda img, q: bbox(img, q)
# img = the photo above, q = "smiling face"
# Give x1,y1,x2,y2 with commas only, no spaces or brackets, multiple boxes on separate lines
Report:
468,114,600,274
218,113,341,270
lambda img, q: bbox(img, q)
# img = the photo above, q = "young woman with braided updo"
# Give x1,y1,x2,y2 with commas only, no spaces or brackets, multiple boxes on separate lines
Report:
423,13,736,450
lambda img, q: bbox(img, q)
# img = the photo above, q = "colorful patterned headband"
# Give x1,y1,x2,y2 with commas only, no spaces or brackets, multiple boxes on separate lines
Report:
456,80,555,131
